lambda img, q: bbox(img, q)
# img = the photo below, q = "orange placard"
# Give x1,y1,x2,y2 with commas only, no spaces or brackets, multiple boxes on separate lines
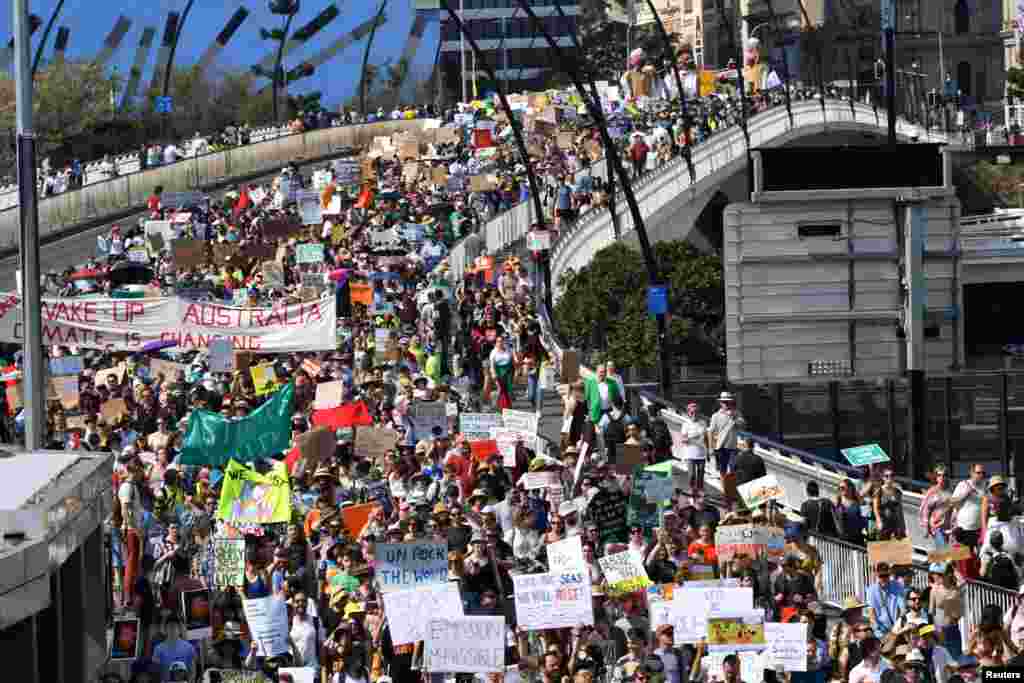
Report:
349,281,373,306
341,502,379,538
699,70,717,97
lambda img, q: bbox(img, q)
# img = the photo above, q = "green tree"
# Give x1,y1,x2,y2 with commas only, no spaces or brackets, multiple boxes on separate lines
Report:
553,240,724,370
1009,66,1024,101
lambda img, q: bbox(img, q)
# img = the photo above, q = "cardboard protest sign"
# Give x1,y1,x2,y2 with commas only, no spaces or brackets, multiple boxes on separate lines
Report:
492,427,527,468
707,612,766,652
375,542,449,592
431,167,448,184
546,535,585,574
172,239,206,267
314,380,345,410
598,551,653,596
383,583,464,646
181,588,213,640
469,174,496,192
356,427,399,464
502,408,538,434
243,596,290,657
764,622,808,672
562,349,580,384
425,617,505,674
927,545,971,563
217,460,292,525
867,537,913,567
297,427,337,468
460,412,501,441
150,359,188,382
557,131,575,149
349,281,373,306
513,572,593,632
100,398,128,423
214,538,246,589
715,524,773,561
737,474,785,509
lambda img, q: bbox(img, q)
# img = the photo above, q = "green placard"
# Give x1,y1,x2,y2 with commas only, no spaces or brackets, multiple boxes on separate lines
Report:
841,443,890,467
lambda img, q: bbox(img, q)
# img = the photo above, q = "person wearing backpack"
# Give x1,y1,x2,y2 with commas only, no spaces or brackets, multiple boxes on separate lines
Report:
982,529,1020,591
801,480,840,538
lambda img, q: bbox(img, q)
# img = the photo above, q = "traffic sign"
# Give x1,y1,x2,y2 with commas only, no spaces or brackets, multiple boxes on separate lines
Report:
840,443,890,467
154,96,173,114
647,286,668,316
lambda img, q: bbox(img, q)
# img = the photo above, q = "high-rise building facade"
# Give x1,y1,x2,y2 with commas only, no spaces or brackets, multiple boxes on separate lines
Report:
438,0,580,99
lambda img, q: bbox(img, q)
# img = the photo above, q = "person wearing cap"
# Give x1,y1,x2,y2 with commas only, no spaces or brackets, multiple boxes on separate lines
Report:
866,562,907,639
707,391,746,478
912,624,955,683
651,622,688,683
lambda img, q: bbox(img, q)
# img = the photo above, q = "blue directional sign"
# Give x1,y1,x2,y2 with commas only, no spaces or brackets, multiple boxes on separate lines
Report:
154,96,173,114
647,286,668,316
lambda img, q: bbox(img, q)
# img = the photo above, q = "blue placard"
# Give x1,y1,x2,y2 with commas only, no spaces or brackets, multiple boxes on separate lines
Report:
647,286,668,316
155,96,173,114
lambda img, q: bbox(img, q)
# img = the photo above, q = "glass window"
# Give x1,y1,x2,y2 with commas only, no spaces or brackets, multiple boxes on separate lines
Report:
954,0,970,34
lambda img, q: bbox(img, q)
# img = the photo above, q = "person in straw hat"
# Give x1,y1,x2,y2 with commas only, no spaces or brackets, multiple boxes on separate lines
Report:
708,390,746,478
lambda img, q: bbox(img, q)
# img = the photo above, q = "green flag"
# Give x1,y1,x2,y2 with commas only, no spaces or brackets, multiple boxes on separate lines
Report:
179,382,295,467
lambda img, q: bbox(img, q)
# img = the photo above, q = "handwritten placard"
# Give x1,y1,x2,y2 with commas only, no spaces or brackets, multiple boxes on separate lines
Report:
460,412,502,441
546,535,585,574
242,596,290,657
425,617,504,674
598,550,652,596
214,538,246,589
375,542,449,592
764,622,808,672
513,571,594,632
382,583,465,646
737,474,785,509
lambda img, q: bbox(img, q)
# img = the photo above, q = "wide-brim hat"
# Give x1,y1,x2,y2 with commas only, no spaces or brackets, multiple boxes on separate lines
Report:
468,488,489,503
718,391,735,402
841,596,866,611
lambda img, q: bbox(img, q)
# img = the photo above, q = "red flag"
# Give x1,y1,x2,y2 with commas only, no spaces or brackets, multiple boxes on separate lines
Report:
285,446,303,473
312,401,373,429
355,188,374,209
233,186,251,218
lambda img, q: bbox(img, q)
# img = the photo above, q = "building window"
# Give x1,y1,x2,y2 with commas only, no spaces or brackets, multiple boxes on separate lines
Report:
897,0,921,33
954,0,969,34
685,0,693,12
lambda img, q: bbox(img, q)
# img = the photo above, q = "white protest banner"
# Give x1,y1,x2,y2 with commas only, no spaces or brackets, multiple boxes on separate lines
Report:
0,293,337,352
502,408,538,434
598,550,652,596
666,587,754,644
383,583,464,646
425,617,505,673
547,535,585,574
410,401,448,439
375,542,448,592
205,671,269,683
242,596,290,656
208,338,234,373
513,571,593,632
460,412,502,440
764,622,808,672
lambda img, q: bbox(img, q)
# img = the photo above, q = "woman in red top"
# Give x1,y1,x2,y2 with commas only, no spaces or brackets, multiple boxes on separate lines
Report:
146,185,163,216
687,522,718,565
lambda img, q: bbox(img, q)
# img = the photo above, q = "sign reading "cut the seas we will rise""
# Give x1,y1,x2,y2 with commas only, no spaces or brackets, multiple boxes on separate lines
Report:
0,293,338,352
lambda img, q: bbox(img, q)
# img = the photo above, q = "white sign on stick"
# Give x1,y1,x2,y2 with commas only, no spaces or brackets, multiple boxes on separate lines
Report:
425,617,505,673
513,572,593,632
382,583,464,645
242,596,290,657
764,622,808,672
546,535,585,574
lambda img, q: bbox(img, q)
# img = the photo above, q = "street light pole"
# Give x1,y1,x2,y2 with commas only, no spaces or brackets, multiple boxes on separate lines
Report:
13,0,45,451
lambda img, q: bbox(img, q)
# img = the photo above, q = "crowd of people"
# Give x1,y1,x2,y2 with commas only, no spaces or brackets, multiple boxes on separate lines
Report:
0,46,1015,683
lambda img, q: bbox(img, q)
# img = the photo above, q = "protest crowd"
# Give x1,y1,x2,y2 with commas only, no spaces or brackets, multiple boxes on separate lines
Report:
1,43,1014,683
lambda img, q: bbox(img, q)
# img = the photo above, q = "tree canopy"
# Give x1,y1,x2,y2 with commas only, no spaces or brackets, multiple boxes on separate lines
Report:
553,240,725,371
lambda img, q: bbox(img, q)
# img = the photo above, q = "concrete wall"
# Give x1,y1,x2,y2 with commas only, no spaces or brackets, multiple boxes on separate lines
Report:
724,193,962,384
0,119,431,250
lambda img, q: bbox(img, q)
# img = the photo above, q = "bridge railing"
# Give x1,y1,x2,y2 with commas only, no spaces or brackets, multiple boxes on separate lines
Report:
0,118,432,250
549,99,954,301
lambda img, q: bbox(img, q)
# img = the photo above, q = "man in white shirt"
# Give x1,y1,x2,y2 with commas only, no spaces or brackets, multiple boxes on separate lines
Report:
950,463,987,548
848,636,890,683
